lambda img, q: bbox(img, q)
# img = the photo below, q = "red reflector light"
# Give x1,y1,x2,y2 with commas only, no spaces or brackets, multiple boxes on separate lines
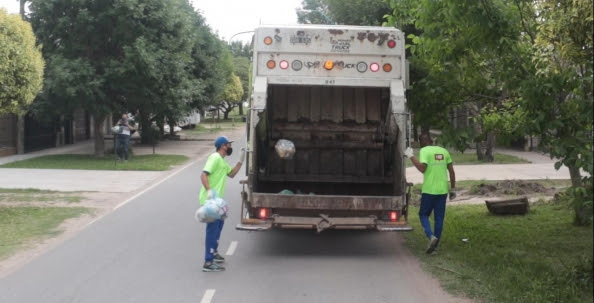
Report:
387,40,396,48
279,60,289,69
390,211,398,221
258,208,268,219
370,63,380,72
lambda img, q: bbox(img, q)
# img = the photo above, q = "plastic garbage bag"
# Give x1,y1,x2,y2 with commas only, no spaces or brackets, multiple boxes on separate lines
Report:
195,196,229,223
275,139,295,159
111,125,122,134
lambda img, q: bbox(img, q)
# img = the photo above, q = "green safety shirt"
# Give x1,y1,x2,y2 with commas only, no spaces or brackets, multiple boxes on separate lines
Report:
199,152,232,205
419,145,452,195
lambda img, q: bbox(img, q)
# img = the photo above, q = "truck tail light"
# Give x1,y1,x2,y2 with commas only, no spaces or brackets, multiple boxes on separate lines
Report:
264,36,273,45
383,64,392,72
370,62,380,72
390,211,398,222
387,40,396,48
279,60,289,69
258,208,270,219
324,60,334,70
266,60,276,69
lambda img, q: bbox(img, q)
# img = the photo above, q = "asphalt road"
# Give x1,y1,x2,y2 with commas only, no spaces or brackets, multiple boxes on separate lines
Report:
0,143,463,303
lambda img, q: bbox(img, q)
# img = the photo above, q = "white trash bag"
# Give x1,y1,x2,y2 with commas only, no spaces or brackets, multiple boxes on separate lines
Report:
275,139,296,159
111,125,122,134
195,196,229,223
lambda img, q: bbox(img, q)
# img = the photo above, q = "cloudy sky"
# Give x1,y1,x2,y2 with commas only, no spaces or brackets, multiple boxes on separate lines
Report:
0,0,302,43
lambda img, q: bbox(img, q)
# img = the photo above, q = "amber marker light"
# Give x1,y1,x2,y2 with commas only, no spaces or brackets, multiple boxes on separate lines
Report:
383,63,393,72
264,36,273,45
324,60,334,70
266,60,276,69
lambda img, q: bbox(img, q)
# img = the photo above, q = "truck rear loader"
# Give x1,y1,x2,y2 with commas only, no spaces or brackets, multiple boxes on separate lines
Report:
237,25,412,232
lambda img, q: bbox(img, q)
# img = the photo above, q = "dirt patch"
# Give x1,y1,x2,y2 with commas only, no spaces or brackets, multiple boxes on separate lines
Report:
468,180,557,197
0,191,129,278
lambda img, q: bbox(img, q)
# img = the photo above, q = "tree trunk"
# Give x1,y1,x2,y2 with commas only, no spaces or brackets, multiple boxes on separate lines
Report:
485,132,495,162
238,102,244,115
16,113,25,154
19,0,26,18
568,165,582,187
139,110,150,144
476,141,486,161
93,115,106,157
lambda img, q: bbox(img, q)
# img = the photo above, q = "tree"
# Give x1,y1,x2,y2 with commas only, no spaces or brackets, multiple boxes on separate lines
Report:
297,0,332,24
324,0,390,26
231,56,250,115
186,16,232,118
385,0,592,222
229,41,251,58
29,0,212,151
0,8,44,116
385,0,535,161
218,74,243,120
297,0,389,25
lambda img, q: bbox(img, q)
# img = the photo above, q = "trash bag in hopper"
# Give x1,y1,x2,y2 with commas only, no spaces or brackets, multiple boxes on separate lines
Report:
195,197,229,223
275,139,295,159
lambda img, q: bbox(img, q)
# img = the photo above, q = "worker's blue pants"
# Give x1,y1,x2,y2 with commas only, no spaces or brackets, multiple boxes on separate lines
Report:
205,219,224,262
419,193,447,245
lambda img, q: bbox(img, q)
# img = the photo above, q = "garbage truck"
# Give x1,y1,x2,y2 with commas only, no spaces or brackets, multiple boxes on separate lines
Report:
236,25,412,232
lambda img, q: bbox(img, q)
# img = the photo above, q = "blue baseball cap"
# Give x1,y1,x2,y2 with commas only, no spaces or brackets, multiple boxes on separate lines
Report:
214,136,233,149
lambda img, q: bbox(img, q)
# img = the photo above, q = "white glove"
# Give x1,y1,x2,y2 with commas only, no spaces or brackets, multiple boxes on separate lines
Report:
404,147,414,158
239,148,246,163
449,189,457,200
206,189,214,200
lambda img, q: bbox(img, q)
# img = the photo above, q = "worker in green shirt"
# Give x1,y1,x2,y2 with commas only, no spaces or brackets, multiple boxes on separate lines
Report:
405,133,456,254
199,136,245,272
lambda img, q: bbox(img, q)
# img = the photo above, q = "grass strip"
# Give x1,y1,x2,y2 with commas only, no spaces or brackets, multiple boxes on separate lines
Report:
404,203,593,303
0,206,91,260
0,154,189,171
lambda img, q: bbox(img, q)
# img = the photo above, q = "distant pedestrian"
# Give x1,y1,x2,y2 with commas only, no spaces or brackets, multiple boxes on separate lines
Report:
405,133,456,254
115,114,135,161
199,136,245,272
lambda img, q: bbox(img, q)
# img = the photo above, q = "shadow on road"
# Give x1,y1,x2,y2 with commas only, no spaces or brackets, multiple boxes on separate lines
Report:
243,229,407,258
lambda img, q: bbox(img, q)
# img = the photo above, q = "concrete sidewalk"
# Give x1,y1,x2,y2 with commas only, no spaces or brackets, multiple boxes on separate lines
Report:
406,163,570,184
0,132,573,192
0,128,245,192
406,148,568,183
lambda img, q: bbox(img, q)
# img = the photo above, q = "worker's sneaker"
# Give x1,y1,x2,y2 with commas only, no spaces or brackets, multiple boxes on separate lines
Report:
426,235,439,254
202,262,225,272
213,253,225,263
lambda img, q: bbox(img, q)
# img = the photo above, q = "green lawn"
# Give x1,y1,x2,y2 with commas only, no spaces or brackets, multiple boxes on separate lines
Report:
182,118,245,135
404,202,593,303
0,188,84,203
0,206,90,260
0,154,189,171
